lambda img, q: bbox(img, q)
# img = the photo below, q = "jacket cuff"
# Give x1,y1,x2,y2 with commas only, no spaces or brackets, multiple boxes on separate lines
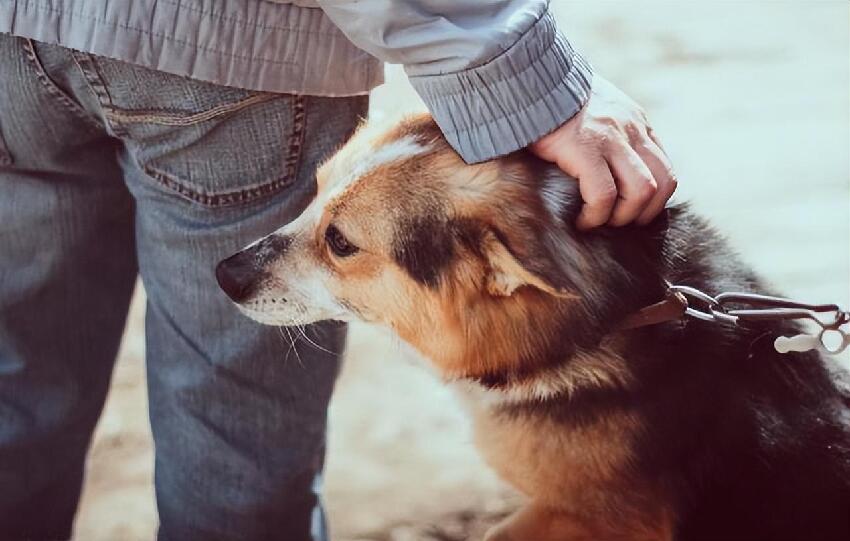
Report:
408,10,593,164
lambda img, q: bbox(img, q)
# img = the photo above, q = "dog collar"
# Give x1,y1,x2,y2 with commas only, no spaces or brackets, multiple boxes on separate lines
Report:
472,290,689,391
618,290,689,330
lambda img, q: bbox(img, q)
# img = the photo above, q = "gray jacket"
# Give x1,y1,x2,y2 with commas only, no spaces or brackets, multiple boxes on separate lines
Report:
0,0,592,163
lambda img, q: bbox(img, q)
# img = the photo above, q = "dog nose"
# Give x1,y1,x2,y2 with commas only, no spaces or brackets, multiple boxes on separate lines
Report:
216,251,262,303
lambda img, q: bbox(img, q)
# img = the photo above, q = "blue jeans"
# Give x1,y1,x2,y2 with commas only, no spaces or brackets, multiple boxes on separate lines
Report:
0,34,367,541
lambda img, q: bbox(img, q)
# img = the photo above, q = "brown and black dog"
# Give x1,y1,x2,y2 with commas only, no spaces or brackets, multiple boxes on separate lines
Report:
216,115,850,541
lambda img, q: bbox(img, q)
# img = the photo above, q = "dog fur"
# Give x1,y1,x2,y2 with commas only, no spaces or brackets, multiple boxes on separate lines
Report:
216,114,850,541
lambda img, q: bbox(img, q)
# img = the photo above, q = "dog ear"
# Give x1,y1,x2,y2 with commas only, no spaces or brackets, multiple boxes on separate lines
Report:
479,229,576,298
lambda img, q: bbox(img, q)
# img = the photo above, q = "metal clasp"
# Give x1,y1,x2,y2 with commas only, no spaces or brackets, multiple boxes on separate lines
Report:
665,284,849,355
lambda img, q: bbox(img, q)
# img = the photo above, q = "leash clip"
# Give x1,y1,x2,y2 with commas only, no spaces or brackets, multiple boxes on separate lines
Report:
665,285,849,355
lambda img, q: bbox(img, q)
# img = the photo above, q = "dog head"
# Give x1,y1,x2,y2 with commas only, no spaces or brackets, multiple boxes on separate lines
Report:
216,115,623,380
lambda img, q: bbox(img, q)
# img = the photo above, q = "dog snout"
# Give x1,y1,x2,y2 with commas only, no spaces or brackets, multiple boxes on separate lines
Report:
216,235,292,303
216,250,265,303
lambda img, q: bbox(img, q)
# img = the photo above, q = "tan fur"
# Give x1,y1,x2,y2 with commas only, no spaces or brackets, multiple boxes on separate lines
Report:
480,229,575,298
473,405,639,501
255,114,676,539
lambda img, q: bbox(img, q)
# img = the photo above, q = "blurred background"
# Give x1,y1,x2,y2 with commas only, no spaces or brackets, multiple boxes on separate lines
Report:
72,1,849,540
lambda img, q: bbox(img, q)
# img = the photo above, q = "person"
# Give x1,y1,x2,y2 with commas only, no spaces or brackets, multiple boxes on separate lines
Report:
0,1,676,540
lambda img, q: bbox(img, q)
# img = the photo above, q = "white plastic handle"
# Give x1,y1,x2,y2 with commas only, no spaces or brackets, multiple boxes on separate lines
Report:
774,329,850,355
774,334,822,354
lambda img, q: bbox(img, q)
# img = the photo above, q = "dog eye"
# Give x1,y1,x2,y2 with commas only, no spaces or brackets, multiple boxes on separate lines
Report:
325,224,359,257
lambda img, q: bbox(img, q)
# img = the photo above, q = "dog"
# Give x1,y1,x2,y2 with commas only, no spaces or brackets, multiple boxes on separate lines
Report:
216,114,850,541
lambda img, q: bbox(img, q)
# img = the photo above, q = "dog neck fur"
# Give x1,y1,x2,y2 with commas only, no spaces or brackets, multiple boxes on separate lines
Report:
326,115,638,404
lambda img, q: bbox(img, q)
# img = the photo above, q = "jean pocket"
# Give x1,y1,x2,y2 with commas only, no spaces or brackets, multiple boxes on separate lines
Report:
0,119,12,167
88,57,305,207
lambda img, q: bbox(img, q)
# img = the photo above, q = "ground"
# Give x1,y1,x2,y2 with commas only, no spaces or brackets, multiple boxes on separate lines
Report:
72,2,849,540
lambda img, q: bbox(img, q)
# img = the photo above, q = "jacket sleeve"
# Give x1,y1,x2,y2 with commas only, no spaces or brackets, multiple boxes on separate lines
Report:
316,1,593,163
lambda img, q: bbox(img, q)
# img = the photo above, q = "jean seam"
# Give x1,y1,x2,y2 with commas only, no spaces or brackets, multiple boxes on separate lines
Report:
138,95,307,207
19,39,105,133
103,93,278,126
142,166,294,207
68,51,126,137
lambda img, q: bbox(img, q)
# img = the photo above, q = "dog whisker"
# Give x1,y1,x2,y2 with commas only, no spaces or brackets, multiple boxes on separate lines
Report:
295,324,336,356
283,324,306,369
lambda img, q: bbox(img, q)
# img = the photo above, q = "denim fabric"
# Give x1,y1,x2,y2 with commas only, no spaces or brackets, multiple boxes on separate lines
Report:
0,33,368,541
0,118,10,166
2,0,593,165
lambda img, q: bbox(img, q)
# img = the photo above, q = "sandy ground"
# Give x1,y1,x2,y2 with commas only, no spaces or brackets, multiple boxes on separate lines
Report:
72,2,849,540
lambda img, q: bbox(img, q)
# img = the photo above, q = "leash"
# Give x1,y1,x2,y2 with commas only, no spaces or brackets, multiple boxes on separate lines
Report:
619,284,850,356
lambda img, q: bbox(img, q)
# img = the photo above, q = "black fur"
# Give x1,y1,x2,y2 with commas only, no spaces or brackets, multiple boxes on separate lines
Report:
393,215,456,287
382,142,848,538
500,200,850,540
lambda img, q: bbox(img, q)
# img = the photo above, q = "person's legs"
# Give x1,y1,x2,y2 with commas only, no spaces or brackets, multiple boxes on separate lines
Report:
0,36,137,539
68,52,368,540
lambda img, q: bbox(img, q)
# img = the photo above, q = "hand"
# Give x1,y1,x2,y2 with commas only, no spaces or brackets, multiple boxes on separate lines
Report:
529,75,677,230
